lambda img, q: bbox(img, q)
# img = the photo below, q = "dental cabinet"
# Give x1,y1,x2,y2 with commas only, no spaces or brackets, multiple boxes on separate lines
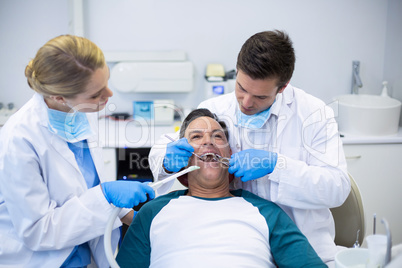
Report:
342,131,402,246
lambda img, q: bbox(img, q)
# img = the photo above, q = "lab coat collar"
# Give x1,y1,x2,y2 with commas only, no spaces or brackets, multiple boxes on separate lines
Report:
86,114,105,182
225,92,238,119
273,84,295,137
33,92,51,128
271,83,294,115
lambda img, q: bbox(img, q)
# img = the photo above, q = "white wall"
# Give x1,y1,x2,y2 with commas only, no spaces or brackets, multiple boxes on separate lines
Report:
1,0,400,117
383,0,402,125
0,0,69,108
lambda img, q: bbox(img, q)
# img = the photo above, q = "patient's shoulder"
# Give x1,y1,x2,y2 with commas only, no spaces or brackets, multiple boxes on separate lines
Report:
137,190,186,216
234,189,274,204
235,189,285,215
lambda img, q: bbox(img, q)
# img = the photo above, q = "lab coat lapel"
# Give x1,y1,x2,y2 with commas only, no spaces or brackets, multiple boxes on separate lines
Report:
86,113,106,183
87,134,105,182
275,87,295,139
36,94,83,177
49,133,82,175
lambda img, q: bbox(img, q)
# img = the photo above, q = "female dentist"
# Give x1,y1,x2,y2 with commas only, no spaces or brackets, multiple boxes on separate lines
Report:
0,35,154,268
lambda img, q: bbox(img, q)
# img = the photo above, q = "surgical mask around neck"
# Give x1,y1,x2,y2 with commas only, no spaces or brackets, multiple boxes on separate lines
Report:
237,104,273,129
47,108,94,142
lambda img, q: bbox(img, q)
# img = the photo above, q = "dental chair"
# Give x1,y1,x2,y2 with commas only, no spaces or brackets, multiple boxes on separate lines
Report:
330,173,365,247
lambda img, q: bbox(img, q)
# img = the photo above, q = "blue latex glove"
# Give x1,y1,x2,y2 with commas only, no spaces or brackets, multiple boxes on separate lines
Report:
228,149,278,182
163,138,194,173
101,181,155,208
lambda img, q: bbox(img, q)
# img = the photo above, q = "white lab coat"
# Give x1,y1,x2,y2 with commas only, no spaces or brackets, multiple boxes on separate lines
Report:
0,93,127,268
149,85,350,263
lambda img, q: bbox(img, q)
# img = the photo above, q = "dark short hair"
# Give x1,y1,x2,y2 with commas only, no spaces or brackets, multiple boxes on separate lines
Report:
179,108,229,141
236,30,295,90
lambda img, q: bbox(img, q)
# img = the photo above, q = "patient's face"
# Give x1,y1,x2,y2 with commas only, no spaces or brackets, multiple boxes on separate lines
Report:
185,116,231,188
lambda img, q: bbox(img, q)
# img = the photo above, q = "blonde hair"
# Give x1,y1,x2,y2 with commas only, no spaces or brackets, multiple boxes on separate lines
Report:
25,35,105,97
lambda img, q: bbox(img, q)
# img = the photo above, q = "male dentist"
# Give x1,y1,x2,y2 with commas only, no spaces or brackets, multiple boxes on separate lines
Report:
149,30,350,266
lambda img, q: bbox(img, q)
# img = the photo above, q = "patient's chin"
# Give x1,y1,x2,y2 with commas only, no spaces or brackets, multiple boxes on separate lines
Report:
201,165,228,180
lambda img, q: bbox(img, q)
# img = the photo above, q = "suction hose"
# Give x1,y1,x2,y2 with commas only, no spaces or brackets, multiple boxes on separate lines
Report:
104,207,122,268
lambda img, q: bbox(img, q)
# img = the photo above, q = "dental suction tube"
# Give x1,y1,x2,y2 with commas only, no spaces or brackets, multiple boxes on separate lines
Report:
105,207,122,268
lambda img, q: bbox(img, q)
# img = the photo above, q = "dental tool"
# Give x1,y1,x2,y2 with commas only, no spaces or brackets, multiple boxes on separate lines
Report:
215,154,230,166
104,165,200,268
381,218,392,266
148,165,200,190
353,229,360,248
164,134,230,166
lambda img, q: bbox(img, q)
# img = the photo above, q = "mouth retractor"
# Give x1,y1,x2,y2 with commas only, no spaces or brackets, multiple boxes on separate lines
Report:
199,153,217,162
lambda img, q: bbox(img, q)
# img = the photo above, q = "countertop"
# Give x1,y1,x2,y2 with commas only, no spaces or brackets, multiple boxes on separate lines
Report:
341,127,402,145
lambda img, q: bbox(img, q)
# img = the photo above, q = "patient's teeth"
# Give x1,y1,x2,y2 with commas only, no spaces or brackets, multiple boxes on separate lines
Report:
199,153,217,162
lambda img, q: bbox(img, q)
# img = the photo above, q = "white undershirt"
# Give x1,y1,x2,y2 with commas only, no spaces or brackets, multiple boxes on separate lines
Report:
149,196,273,268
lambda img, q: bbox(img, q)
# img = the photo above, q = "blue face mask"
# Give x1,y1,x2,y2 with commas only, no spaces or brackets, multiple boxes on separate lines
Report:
237,103,273,129
47,108,94,142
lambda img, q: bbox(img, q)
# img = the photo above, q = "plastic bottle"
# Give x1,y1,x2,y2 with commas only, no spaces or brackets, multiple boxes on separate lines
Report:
380,81,389,97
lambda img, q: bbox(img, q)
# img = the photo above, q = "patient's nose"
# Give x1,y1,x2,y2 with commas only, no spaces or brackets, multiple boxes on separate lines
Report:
201,134,213,146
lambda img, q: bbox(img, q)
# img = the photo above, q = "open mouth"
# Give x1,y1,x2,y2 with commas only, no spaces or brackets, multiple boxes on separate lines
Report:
196,153,230,167
199,153,219,163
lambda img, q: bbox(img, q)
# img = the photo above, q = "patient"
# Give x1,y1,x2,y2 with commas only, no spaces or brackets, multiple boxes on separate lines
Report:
116,108,325,268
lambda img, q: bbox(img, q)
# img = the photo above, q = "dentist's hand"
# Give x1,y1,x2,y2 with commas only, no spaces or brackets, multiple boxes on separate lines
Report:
101,181,155,208
163,138,194,173
228,149,278,182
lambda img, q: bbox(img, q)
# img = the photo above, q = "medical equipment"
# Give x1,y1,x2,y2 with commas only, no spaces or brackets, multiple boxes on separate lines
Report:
204,64,236,99
102,180,155,208
110,61,194,93
133,100,175,125
104,165,200,268
353,230,361,248
199,153,230,167
382,218,392,265
164,134,230,166
205,64,226,99
0,102,17,125
148,165,200,190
